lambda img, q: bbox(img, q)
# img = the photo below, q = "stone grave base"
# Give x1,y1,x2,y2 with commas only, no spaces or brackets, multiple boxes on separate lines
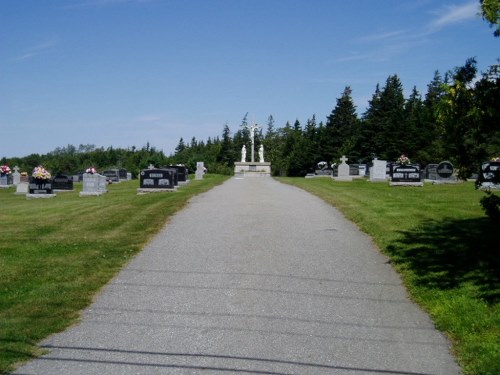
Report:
137,188,177,194
54,189,75,193
332,176,353,181
234,162,271,177
425,179,458,185
390,182,424,187
79,192,106,197
26,194,57,199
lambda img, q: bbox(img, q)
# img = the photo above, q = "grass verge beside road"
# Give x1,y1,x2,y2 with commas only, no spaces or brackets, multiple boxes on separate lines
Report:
0,175,229,374
278,177,499,375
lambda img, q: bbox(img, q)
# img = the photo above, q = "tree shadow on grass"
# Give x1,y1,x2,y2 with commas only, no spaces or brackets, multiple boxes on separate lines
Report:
386,217,499,303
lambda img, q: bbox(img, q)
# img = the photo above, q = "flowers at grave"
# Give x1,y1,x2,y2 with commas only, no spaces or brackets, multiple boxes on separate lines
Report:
86,167,97,174
0,165,12,175
32,166,52,180
397,154,411,165
491,156,500,162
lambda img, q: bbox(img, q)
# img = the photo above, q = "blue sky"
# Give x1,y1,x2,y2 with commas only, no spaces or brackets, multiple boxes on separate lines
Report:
1,0,498,158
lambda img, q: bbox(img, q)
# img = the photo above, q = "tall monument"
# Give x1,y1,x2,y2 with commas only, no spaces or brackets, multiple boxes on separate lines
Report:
233,119,271,177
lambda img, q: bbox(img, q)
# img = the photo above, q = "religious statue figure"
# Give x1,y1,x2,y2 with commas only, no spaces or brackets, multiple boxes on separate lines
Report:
258,144,264,163
241,145,246,162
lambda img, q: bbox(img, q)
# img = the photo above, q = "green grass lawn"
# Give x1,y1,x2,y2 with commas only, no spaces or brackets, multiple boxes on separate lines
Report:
277,177,499,375
0,175,229,374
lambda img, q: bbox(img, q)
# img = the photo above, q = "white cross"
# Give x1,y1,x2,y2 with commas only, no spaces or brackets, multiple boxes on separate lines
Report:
340,155,348,164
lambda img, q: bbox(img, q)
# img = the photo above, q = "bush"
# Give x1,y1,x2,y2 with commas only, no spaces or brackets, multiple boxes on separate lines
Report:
480,191,500,220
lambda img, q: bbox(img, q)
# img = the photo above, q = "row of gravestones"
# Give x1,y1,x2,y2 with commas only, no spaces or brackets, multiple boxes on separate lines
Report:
308,157,500,189
1,164,199,198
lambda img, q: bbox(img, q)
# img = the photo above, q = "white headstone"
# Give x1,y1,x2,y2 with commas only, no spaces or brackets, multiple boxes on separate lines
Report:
370,159,387,182
15,182,29,195
337,156,350,178
12,166,21,185
195,162,205,180
80,173,108,196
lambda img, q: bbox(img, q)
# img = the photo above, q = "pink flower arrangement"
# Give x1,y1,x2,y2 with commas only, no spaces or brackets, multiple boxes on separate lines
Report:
86,167,97,174
0,165,12,175
32,166,51,180
397,154,411,165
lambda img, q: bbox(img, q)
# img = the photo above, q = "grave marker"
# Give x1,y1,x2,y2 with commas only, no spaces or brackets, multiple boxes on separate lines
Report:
137,168,177,193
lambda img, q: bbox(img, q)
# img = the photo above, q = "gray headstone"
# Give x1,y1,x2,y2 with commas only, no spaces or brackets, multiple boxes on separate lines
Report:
370,159,387,182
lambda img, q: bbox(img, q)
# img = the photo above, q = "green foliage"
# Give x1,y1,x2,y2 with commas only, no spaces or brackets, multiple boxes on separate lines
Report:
480,0,500,37
480,191,500,220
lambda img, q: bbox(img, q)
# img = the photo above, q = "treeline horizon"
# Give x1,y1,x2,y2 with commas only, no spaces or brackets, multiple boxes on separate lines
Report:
2,58,499,179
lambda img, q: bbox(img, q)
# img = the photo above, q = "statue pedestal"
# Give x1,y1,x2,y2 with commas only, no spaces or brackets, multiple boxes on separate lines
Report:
234,162,271,177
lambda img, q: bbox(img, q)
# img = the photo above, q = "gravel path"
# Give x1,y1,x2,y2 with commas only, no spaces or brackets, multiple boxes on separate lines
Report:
14,177,460,374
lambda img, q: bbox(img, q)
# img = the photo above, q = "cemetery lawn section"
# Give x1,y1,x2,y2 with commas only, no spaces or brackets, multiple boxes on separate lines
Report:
278,177,499,375
0,175,229,374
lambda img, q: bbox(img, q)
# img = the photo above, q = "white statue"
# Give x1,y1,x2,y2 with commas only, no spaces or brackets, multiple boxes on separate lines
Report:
258,144,264,163
241,145,246,162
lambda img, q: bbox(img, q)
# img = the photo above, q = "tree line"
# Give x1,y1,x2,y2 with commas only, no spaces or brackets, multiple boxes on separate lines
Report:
1,58,499,179
172,58,499,179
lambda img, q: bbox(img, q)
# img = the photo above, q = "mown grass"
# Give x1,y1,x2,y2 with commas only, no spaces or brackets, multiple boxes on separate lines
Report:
277,177,499,375
0,175,229,374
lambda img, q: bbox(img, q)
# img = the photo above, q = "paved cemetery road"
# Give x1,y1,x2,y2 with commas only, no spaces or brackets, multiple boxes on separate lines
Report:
14,177,461,375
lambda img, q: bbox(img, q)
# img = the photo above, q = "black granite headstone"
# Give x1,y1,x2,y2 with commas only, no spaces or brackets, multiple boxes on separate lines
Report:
391,164,421,183
102,169,120,182
437,161,454,179
140,169,175,189
52,174,74,190
29,177,53,194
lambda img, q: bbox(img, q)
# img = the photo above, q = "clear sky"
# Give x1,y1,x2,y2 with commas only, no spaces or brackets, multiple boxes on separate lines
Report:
1,0,498,158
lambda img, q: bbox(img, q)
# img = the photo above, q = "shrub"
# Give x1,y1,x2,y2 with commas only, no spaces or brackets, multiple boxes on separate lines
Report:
480,191,500,220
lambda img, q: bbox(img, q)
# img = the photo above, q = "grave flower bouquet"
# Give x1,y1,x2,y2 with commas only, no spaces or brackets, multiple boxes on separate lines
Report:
86,167,97,174
32,166,51,180
397,154,410,165
491,156,500,162
0,165,12,175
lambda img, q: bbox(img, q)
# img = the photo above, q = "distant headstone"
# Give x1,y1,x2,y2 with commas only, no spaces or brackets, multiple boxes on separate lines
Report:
127,172,132,180
195,162,205,180
12,166,21,185
0,174,13,188
334,155,352,181
27,177,55,198
435,161,457,184
314,161,332,176
102,169,120,182
390,164,423,186
437,161,454,178
425,164,439,180
476,161,500,190
118,169,128,181
370,159,387,182
138,168,176,193
80,173,108,196
15,181,29,195
349,164,360,176
358,164,367,177
168,165,189,184
52,174,74,191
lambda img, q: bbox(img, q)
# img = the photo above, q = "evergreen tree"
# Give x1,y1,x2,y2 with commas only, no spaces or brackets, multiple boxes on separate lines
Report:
326,87,360,161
